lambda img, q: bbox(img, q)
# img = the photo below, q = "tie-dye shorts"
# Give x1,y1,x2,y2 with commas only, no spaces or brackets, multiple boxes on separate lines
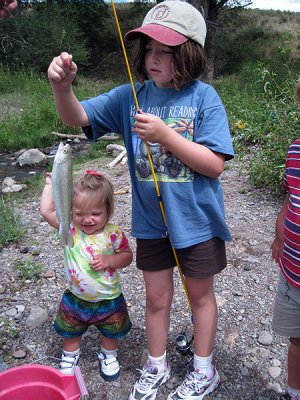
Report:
54,289,132,339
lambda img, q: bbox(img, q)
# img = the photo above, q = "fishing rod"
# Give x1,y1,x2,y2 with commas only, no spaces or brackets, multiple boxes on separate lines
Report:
110,0,192,317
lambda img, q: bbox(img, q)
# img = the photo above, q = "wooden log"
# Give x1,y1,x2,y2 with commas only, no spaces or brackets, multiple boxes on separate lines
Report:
114,189,130,195
52,132,120,141
106,143,126,152
52,131,87,140
121,156,128,165
107,149,127,168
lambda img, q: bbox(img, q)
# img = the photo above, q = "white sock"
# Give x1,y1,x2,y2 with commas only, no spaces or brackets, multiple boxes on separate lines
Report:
101,346,117,359
193,353,213,378
148,352,167,373
63,348,80,357
288,387,300,399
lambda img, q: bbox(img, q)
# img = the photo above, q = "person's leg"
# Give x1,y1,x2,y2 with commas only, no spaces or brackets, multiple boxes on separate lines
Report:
272,272,300,399
92,293,132,381
167,238,225,400
186,275,217,359
167,276,220,400
129,269,173,400
287,338,300,399
98,337,120,381
143,268,174,358
60,337,81,374
63,337,81,352
54,291,87,374
101,336,118,351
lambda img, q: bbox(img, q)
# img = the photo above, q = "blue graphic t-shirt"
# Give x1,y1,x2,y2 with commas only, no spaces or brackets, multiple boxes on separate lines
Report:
81,80,234,248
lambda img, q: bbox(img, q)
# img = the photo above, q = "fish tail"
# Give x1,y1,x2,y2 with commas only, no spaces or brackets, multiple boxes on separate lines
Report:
67,232,74,248
59,235,67,248
59,225,74,248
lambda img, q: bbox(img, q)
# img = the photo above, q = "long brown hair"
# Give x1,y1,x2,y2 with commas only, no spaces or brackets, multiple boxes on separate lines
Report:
133,37,207,90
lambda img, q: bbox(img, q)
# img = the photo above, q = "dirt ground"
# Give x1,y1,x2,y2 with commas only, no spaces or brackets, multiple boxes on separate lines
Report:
0,153,288,400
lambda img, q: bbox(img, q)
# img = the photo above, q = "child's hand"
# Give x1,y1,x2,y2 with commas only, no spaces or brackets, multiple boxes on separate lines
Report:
48,52,78,89
271,237,284,263
133,110,171,144
90,254,114,271
45,172,52,185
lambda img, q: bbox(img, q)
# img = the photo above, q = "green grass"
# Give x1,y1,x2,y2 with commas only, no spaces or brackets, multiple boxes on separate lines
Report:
15,256,44,281
0,197,25,248
0,68,125,152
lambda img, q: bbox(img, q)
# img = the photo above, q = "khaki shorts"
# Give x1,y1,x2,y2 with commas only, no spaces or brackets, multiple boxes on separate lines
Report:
136,237,227,278
272,271,300,338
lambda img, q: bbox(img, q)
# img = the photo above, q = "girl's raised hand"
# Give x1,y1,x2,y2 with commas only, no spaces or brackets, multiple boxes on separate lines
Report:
0,0,18,17
48,52,78,89
45,172,52,186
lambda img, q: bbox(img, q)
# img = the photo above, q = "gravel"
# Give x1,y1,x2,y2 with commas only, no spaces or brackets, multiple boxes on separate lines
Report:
0,155,287,400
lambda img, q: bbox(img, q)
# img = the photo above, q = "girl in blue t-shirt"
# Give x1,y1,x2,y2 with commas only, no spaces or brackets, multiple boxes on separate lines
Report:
47,2,234,399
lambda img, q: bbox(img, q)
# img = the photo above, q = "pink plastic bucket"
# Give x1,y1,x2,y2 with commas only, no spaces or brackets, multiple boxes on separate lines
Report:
0,364,87,400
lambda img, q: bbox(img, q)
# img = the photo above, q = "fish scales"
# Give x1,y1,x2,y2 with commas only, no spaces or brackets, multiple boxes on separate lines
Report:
52,142,74,248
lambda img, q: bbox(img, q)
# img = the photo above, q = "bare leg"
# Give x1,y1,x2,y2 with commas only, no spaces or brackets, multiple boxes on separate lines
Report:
288,339,300,390
185,275,217,357
143,269,174,357
63,337,81,352
101,337,118,351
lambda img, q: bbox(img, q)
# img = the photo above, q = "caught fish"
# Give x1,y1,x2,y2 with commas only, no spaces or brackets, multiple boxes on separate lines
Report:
52,142,74,248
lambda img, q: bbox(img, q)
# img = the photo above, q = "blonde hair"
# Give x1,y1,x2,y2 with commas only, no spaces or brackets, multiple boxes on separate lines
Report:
73,173,114,221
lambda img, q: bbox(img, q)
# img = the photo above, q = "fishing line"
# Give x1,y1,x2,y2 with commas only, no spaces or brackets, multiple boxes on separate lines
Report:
110,0,192,312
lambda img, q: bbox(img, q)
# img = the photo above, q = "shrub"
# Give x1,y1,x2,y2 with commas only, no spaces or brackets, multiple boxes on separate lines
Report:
0,197,25,248
215,61,300,194
0,7,89,73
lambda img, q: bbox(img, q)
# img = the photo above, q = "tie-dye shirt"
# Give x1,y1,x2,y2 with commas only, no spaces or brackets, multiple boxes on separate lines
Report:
63,223,129,301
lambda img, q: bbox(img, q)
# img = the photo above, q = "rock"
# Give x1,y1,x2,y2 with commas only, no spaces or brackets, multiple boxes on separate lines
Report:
16,305,25,313
268,366,282,378
225,331,239,350
14,149,26,157
272,358,281,367
43,271,55,278
17,149,48,167
2,176,27,193
258,331,273,346
19,246,29,254
2,177,15,187
13,349,26,359
266,382,283,394
2,184,26,193
5,307,18,317
25,306,48,329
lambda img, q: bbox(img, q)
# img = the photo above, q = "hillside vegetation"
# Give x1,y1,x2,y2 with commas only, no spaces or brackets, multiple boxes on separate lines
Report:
0,4,299,195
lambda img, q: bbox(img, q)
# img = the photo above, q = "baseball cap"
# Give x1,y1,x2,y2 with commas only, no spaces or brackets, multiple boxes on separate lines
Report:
125,1,207,47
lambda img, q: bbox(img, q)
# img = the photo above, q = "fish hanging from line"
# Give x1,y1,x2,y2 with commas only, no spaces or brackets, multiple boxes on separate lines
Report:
52,142,74,248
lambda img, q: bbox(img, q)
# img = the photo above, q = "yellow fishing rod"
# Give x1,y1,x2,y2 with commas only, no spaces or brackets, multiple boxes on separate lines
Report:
111,0,192,312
